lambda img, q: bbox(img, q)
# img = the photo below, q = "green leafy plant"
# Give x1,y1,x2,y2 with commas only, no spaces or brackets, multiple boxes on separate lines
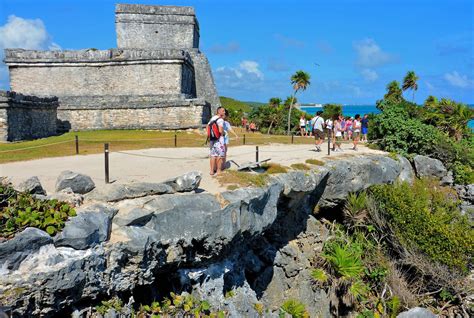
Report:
323,242,364,278
0,183,76,238
305,159,325,166
310,268,328,284
343,192,369,229
95,297,123,315
279,299,309,318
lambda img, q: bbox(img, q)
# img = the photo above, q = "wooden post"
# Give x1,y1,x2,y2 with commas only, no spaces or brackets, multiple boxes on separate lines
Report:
104,143,110,184
243,134,246,145
174,134,177,147
75,135,79,155
256,146,259,162
291,134,294,144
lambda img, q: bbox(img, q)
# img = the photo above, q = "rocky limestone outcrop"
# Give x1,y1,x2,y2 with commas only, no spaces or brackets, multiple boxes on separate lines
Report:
413,154,447,179
0,155,413,317
17,176,46,195
55,170,96,194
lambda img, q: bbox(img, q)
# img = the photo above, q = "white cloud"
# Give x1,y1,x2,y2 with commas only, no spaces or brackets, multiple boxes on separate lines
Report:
360,68,378,82
215,60,264,91
444,71,473,88
0,15,60,90
353,38,397,68
239,60,264,79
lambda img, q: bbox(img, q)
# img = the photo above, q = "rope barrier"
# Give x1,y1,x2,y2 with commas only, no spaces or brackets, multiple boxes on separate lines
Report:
115,151,208,160
0,139,74,153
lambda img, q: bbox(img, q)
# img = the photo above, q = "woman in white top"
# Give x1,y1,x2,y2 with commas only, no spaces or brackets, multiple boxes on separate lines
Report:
333,115,343,152
299,115,306,136
223,110,239,168
352,114,362,151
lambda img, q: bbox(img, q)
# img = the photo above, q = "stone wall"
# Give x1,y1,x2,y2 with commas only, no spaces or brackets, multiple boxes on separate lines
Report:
6,49,195,97
0,91,58,142
115,4,199,49
56,95,208,131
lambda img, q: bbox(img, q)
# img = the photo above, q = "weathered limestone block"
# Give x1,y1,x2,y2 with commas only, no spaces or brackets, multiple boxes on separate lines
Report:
17,176,46,195
55,171,95,194
413,155,447,179
0,227,52,270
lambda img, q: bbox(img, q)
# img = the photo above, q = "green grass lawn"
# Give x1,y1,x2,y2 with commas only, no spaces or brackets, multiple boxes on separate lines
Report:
0,128,325,164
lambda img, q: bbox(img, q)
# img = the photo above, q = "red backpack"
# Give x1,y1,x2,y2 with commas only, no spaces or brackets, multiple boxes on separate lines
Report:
207,119,221,141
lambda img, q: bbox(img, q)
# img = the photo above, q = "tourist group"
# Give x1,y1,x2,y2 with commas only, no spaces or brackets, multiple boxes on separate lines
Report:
207,108,370,175
302,111,369,152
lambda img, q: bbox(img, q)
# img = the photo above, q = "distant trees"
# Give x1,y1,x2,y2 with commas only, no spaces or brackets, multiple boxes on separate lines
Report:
287,71,311,135
402,71,419,102
322,104,343,119
269,97,282,108
383,81,404,105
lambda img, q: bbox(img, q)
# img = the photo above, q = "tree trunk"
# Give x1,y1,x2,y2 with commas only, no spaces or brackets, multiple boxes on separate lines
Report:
412,90,415,103
267,121,274,135
287,92,296,135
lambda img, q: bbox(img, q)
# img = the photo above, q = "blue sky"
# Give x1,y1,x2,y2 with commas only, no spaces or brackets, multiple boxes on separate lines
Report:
0,0,473,104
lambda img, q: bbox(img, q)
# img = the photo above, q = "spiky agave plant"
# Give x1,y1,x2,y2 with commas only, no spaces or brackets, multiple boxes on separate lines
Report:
343,192,369,229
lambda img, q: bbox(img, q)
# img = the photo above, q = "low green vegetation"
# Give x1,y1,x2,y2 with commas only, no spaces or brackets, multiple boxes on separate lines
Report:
261,163,289,174
370,178,473,271
370,71,474,184
0,182,76,237
218,164,289,188
315,179,472,316
220,96,252,125
94,292,226,317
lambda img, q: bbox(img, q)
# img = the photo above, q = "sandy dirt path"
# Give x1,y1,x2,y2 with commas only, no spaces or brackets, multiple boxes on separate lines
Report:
1,142,384,194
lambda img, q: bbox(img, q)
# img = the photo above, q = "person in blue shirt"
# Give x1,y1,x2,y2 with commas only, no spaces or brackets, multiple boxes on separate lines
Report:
361,114,369,142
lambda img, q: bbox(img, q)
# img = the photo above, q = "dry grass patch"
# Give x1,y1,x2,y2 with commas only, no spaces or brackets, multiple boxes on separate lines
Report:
305,159,325,166
261,163,289,174
291,163,311,170
217,170,268,188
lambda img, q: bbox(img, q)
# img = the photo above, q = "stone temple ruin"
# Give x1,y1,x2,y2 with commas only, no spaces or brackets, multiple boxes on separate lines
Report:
1,4,220,140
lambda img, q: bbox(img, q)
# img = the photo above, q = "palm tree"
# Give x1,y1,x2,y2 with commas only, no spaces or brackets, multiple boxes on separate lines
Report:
384,80,403,103
287,70,311,135
268,97,282,108
424,95,438,109
402,71,419,102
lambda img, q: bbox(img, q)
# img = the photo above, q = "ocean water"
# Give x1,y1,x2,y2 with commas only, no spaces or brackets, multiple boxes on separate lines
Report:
300,105,474,129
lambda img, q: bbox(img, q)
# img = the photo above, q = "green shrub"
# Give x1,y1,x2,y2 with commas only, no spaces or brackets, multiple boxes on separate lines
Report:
279,299,309,318
0,183,76,237
369,179,474,271
305,158,325,166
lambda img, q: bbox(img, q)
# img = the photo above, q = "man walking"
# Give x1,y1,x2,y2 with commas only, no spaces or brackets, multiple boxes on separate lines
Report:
208,107,225,175
311,111,325,152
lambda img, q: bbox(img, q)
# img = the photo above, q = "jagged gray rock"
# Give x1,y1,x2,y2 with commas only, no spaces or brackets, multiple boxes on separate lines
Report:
413,155,447,179
0,227,52,270
55,170,95,194
397,155,415,184
87,182,174,202
17,176,46,195
397,307,436,318
164,171,202,192
0,155,412,316
54,206,113,250
440,170,454,186
319,156,401,207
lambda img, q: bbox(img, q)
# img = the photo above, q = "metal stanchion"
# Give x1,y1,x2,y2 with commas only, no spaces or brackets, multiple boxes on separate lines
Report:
104,143,109,184
291,134,294,144
174,134,177,147
256,146,259,162
75,135,79,154
243,134,246,145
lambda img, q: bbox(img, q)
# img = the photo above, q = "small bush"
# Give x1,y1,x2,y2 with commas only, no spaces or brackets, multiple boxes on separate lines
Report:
0,183,76,238
369,178,474,271
305,158,325,166
323,241,364,278
310,268,328,284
